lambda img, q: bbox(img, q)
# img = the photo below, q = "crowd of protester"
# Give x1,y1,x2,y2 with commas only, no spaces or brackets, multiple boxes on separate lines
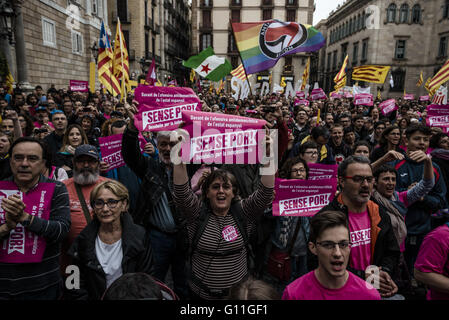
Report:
0,82,448,301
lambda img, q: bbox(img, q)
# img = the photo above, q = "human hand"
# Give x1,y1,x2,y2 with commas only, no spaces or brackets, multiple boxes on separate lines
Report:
143,142,155,155
408,150,429,163
378,269,398,298
382,150,405,163
99,161,110,173
1,194,27,223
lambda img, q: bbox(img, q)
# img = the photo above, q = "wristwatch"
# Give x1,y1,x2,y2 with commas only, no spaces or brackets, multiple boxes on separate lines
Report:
21,215,32,228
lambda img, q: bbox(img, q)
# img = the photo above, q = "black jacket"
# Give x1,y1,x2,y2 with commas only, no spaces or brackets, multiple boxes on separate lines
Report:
67,212,154,300
309,196,400,279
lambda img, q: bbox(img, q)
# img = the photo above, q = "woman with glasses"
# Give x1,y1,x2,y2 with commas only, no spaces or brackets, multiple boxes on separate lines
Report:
370,125,406,163
298,141,319,164
67,180,154,300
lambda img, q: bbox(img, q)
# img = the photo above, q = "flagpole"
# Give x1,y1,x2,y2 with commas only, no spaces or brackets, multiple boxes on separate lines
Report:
117,18,126,101
229,19,253,97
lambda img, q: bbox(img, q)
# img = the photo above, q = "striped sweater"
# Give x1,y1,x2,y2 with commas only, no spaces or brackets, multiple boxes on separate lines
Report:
173,181,273,300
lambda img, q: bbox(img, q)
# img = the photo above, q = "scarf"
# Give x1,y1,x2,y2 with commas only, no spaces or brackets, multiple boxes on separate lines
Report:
431,148,449,160
371,189,407,246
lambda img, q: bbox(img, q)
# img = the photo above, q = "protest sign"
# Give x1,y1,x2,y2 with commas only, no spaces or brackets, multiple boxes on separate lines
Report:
99,134,125,171
354,93,374,106
419,95,429,101
379,99,397,116
426,104,449,131
70,80,89,92
273,178,337,217
311,88,327,100
179,110,267,164
0,182,55,263
404,94,414,100
308,163,338,180
134,86,200,108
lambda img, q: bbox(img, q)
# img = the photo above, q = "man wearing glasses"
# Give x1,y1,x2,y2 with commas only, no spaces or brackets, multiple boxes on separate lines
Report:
313,156,401,299
282,210,380,300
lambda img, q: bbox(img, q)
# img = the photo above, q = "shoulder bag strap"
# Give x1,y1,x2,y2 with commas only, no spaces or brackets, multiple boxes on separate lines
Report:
75,183,92,224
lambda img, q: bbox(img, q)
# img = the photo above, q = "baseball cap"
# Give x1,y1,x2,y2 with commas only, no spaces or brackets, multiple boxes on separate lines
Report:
74,144,99,161
35,106,48,112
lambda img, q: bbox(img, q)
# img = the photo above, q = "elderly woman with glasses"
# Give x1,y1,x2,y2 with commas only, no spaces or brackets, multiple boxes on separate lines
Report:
67,180,154,300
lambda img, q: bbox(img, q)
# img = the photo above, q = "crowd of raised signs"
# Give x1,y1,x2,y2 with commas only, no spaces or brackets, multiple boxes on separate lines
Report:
0,83,448,301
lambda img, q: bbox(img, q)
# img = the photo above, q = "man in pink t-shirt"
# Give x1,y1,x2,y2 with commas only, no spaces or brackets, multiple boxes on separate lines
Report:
282,210,380,300
414,222,449,300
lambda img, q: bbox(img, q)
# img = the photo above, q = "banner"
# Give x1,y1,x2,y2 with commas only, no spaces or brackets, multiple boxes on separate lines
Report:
344,92,354,98
99,134,125,171
308,163,338,180
0,182,55,263
134,86,201,109
70,80,89,92
354,93,374,106
311,88,327,100
179,110,267,164
353,86,371,94
272,178,337,217
294,99,310,106
379,99,398,116
330,92,342,99
296,91,305,98
426,104,449,130
135,102,201,132
419,95,430,101
403,94,414,100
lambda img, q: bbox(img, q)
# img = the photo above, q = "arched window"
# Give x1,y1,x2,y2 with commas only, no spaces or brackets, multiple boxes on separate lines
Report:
412,4,421,23
387,3,397,23
400,4,409,23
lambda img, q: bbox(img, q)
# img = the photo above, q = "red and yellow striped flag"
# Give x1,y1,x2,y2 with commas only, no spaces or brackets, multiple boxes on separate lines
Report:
230,64,247,81
113,18,130,100
416,70,423,87
300,57,310,90
98,21,120,96
428,59,449,94
334,55,348,84
352,65,391,84
334,75,346,92
424,77,436,95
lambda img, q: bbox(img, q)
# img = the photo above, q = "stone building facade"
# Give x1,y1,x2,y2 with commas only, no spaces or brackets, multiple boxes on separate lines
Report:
191,0,315,92
5,0,108,90
316,0,449,98
107,0,190,85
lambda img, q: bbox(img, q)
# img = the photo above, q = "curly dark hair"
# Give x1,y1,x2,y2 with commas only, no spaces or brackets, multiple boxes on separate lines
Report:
278,156,309,179
201,169,240,203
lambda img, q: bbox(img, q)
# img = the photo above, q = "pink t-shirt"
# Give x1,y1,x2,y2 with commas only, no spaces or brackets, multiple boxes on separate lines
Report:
348,210,371,271
415,224,449,300
282,270,380,300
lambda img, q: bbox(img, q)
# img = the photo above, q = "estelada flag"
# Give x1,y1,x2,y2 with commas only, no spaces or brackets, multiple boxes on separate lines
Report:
352,65,390,84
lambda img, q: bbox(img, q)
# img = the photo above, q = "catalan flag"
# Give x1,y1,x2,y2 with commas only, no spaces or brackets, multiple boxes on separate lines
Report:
416,70,423,87
334,55,348,84
97,21,120,96
428,59,449,95
231,19,325,74
334,75,346,92
300,57,310,90
218,78,225,92
231,63,247,81
352,65,391,84
113,18,130,98
424,77,435,95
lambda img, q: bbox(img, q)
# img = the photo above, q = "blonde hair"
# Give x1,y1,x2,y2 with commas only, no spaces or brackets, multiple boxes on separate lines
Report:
90,180,130,212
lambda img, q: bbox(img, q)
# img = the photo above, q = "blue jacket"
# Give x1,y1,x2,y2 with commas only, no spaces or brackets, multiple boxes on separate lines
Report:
391,158,448,236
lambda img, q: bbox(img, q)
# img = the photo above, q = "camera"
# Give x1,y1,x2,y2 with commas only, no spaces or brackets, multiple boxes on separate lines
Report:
263,106,275,113
83,107,91,112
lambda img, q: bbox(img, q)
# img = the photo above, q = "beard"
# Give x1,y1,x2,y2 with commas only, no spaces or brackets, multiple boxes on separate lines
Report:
73,167,99,185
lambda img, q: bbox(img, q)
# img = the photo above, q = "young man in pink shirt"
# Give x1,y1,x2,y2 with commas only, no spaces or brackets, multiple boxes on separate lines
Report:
282,210,380,300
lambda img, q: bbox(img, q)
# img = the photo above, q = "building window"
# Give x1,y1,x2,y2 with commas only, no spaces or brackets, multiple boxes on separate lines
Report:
353,42,358,64
399,4,409,23
444,0,449,19
395,40,406,59
349,18,353,34
229,32,237,51
387,4,396,23
287,0,296,5
202,10,211,27
284,56,292,72
286,9,295,21
361,39,368,61
333,51,337,70
200,33,212,51
231,0,241,5
391,68,405,91
231,9,240,22
117,0,128,22
122,30,130,50
341,43,348,64
439,36,448,57
327,52,332,70
412,5,421,23
263,9,272,20
42,17,56,47
71,30,83,55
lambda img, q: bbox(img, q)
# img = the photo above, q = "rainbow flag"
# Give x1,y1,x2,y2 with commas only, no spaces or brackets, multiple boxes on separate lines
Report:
232,19,325,74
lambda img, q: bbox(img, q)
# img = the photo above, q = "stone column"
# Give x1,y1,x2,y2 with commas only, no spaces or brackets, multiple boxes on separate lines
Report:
0,0,14,79
12,0,32,91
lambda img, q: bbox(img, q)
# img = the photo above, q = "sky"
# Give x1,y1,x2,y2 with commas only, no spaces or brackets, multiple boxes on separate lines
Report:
313,0,347,25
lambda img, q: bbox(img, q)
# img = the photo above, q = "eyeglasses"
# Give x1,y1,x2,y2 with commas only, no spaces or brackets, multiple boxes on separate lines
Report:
291,168,306,174
316,241,351,250
304,151,318,156
93,199,123,209
344,175,374,184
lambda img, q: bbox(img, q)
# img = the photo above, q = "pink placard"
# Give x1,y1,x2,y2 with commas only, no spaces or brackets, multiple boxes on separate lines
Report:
99,134,125,171
294,99,310,106
134,86,200,109
404,94,415,100
273,178,337,217
311,88,327,100
296,91,305,98
134,102,201,131
426,104,449,130
308,163,338,180
379,99,398,116
354,93,374,106
330,92,342,99
0,182,55,263
69,80,89,92
419,95,430,101
344,92,354,98
178,110,267,164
